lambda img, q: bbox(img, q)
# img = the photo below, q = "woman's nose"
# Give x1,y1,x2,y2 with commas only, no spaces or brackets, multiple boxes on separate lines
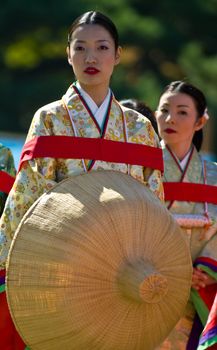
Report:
85,50,97,64
165,113,175,123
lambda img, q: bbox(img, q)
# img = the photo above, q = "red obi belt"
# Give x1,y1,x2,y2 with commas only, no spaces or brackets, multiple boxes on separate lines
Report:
18,136,164,172
164,182,217,204
0,170,15,194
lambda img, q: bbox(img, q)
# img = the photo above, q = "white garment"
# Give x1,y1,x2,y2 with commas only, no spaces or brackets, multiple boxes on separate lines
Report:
75,82,111,129
179,149,192,171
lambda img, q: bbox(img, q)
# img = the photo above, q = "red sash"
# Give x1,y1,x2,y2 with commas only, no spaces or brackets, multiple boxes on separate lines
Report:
0,171,15,194
18,136,164,172
164,182,217,204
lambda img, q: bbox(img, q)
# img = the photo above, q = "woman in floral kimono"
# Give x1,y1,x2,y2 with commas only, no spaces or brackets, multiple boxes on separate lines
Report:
155,80,217,349
0,143,16,216
0,11,164,349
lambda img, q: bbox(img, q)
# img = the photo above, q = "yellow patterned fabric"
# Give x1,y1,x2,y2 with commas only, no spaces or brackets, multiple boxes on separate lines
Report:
0,85,163,270
157,143,217,349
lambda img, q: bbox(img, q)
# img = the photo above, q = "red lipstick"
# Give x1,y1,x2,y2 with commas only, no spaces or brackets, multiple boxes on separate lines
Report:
164,128,176,134
84,67,100,75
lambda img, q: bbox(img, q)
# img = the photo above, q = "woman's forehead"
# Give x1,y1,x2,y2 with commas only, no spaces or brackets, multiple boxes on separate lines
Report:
159,92,195,107
71,24,113,42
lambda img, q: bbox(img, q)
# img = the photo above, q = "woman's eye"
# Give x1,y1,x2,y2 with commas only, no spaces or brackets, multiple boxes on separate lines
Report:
160,108,168,114
179,110,187,115
75,46,84,51
98,45,109,50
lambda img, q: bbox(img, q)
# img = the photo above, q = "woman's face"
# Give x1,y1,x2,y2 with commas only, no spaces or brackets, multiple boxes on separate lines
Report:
155,92,204,152
67,24,121,91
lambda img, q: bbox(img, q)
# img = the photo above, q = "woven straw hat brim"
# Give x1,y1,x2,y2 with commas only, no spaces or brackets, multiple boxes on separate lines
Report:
6,170,192,350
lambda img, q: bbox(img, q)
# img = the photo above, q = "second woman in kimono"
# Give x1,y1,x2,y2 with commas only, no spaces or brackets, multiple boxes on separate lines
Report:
155,80,217,350
0,11,164,349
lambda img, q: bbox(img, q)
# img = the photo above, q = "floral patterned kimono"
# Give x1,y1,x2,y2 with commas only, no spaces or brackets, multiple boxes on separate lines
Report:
0,83,163,349
0,143,16,216
157,142,217,350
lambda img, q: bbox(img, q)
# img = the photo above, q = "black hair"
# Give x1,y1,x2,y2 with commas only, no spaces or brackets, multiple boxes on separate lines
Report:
68,11,119,51
120,98,159,136
162,81,207,151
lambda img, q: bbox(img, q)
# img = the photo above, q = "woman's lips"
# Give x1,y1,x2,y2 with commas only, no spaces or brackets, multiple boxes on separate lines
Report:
84,67,100,75
164,128,177,134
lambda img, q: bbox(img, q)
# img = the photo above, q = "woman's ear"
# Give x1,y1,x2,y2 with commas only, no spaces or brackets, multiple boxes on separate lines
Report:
66,46,72,65
115,46,122,65
195,115,208,131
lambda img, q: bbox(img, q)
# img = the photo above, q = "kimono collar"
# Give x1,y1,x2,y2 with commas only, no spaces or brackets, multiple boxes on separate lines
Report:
161,140,203,184
179,149,193,170
162,142,193,171
74,82,112,129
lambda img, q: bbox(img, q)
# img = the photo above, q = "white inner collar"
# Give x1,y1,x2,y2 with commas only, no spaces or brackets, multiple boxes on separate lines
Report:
75,82,111,129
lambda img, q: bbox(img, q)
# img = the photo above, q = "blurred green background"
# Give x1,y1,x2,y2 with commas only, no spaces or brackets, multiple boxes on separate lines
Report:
1,0,217,156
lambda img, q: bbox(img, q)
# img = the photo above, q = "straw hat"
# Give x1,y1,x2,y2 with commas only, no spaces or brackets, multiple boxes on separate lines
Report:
6,171,192,350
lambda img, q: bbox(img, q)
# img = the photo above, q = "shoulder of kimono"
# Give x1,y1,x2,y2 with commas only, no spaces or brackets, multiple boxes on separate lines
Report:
33,99,66,119
122,107,152,126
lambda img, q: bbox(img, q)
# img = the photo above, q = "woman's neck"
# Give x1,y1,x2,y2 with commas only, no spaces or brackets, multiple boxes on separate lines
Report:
78,82,109,107
166,142,193,161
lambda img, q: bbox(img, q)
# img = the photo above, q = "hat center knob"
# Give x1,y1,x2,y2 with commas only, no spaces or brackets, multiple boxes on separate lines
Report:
117,259,168,303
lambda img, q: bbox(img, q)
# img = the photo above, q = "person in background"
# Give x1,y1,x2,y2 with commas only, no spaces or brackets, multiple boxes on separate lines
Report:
155,80,217,349
0,143,19,349
0,143,16,216
0,11,164,349
120,98,159,136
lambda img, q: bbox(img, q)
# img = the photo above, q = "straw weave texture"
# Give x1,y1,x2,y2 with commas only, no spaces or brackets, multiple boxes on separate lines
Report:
6,171,192,350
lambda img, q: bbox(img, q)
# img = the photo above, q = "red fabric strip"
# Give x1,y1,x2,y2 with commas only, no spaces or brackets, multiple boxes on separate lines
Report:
0,291,26,349
18,136,163,172
195,257,217,268
164,182,217,204
0,171,15,194
198,284,217,311
0,269,5,278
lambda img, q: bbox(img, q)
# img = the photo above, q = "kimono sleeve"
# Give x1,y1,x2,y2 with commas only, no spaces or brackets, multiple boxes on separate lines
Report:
125,110,164,202
0,105,58,271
